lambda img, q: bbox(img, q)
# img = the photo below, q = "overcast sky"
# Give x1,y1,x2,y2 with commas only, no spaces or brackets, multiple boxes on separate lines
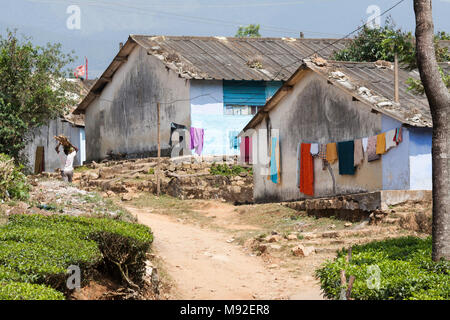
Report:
1,0,449,76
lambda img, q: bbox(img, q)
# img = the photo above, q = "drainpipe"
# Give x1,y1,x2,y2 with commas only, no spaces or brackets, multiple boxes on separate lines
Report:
394,52,399,103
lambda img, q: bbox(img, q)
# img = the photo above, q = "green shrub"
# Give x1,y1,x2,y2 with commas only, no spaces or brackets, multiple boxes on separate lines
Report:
315,236,450,300
210,163,252,176
0,153,30,200
0,281,65,300
0,214,153,299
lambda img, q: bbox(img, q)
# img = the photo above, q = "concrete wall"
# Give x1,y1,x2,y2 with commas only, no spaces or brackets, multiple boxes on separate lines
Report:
190,80,253,155
253,71,383,203
23,119,83,173
85,45,191,161
409,127,432,190
381,115,410,190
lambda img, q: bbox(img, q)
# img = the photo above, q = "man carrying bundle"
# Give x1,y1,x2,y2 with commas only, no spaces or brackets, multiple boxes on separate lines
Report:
54,135,78,183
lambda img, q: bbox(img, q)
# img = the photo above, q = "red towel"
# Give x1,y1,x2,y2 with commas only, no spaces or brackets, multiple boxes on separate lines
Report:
300,143,314,196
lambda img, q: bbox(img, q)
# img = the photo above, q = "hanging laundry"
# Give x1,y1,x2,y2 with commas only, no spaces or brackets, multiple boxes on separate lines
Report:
394,127,403,144
376,132,387,155
362,137,369,152
310,143,319,156
385,129,397,151
269,137,281,184
326,143,338,164
296,142,301,188
318,144,327,160
338,141,355,175
354,139,364,166
190,127,204,156
318,144,328,170
300,143,314,196
367,135,380,162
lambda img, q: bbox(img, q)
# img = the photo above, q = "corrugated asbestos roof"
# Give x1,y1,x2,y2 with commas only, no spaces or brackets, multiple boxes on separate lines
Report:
243,58,439,131
74,35,349,113
132,35,350,81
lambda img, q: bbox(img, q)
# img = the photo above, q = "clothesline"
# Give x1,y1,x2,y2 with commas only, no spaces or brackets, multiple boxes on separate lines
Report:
293,125,405,145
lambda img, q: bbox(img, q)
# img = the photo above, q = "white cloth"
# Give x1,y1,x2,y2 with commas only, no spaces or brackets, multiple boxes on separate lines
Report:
310,143,319,156
362,137,369,152
385,129,397,151
64,151,76,172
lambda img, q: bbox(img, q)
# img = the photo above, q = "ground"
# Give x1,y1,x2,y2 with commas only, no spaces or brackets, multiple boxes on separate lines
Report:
2,169,429,300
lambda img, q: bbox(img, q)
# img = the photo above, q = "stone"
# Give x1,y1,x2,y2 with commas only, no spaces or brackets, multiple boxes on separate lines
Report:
269,244,282,251
328,224,336,229
344,222,353,228
287,234,298,241
267,235,281,243
322,231,339,238
257,244,268,253
291,245,315,257
121,193,132,201
268,264,279,269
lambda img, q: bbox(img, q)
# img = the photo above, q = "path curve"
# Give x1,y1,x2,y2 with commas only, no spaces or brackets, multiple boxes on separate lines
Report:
127,206,323,300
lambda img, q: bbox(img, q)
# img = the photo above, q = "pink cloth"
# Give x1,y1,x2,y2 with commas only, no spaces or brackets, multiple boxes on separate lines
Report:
190,127,204,155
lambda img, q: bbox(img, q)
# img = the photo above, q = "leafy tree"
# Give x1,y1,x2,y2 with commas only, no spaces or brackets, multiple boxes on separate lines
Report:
332,17,449,70
235,24,261,38
0,30,75,163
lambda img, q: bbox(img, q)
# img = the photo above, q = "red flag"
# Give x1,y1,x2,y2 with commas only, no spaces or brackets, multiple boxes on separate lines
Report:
74,64,85,78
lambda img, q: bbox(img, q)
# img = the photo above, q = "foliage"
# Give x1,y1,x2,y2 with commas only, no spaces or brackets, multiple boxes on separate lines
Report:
0,153,30,200
407,66,450,95
315,236,449,300
332,18,450,69
0,214,153,300
0,30,76,162
235,24,261,38
0,281,65,300
210,163,253,176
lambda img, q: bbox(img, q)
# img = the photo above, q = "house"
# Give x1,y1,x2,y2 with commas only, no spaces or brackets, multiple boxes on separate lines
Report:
73,35,350,162
241,58,446,203
23,79,94,174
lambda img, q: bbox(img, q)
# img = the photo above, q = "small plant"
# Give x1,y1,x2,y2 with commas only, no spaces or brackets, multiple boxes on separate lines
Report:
148,168,155,175
0,154,30,201
210,163,252,176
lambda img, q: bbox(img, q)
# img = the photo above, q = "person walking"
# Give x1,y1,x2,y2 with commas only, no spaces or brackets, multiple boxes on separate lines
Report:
55,139,78,183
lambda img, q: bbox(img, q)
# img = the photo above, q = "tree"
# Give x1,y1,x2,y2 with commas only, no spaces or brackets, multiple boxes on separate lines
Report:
235,24,261,38
414,0,450,261
0,30,75,163
332,17,449,69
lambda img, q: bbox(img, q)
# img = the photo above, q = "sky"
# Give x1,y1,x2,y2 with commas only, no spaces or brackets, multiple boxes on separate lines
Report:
1,0,449,77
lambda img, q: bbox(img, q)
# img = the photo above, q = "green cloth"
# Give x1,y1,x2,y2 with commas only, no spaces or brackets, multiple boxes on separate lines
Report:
338,141,355,175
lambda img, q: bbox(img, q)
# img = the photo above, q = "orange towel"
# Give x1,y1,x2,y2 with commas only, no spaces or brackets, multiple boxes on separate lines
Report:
300,143,314,196
326,143,338,164
376,133,386,155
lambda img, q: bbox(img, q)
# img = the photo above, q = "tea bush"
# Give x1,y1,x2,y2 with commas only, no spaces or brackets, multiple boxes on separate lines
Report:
0,214,153,300
315,236,449,300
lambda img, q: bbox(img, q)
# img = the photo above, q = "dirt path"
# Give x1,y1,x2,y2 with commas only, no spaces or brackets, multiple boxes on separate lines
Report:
127,206,324,300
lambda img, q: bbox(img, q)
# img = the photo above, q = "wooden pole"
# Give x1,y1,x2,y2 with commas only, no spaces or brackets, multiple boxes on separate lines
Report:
394,52,399,103
157,102,161,196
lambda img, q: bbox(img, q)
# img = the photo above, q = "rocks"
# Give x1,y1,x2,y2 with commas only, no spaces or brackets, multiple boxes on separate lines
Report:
321,231,339,238
267,235,282,243
286,234,298,241
269,244,282,251
121,193,133,201
291,245,315,257
344,222,353,228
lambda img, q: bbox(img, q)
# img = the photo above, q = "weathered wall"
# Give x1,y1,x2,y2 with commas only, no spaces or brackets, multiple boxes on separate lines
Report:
409,127,432,190
253,71,383,203
23,119,84,173
190,80,255,155
85,45,191,161
381,115,410,190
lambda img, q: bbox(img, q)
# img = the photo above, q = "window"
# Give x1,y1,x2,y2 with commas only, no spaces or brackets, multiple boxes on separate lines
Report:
224,105,262,115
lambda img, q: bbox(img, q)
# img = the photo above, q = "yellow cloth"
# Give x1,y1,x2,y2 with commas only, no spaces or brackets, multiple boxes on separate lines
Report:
376,133,386,155
326,143,338,164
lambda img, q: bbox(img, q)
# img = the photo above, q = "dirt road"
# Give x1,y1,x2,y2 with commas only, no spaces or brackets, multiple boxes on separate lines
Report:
128,206,324,300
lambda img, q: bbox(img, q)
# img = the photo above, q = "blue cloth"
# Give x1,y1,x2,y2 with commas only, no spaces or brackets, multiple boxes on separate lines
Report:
338,141,355,175
270,137,278,183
